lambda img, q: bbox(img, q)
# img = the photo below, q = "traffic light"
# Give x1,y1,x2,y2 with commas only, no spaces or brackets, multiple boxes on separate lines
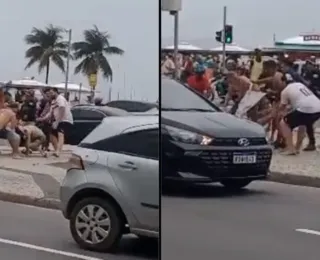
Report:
215,30,222,42
224,25,233,44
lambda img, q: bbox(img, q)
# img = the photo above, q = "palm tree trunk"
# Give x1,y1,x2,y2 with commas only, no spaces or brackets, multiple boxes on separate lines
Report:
45,61,50,84
90,87,95,103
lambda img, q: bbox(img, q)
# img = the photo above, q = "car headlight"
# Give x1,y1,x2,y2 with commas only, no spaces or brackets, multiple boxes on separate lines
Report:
165,126,213,145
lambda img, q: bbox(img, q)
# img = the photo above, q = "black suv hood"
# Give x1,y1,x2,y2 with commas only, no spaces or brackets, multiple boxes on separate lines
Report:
162,111,266,138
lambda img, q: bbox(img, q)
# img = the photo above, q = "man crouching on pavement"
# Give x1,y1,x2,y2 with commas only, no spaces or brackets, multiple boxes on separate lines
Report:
0,103,22,159
18,124,46,156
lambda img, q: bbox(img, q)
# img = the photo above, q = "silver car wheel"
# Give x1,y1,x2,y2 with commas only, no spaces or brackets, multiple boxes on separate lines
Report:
75,204,111,244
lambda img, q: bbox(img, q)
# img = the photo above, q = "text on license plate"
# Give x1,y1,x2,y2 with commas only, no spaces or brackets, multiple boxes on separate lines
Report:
233,153,256,164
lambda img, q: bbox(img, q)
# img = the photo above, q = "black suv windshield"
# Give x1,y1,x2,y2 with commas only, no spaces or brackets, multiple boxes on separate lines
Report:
161,77,218,112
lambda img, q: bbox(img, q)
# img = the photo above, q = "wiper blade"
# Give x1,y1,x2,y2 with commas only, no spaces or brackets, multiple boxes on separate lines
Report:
161,108,214,112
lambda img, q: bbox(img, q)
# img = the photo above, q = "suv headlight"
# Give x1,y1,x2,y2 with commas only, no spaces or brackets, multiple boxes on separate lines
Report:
165,126,213,145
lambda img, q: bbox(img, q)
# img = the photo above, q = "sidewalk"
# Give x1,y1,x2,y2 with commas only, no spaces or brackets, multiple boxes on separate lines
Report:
268,131,320,187
0,149,70,209
0,133,320,209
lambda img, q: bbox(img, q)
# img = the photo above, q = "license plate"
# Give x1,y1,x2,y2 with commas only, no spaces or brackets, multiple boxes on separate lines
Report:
233,153,256,164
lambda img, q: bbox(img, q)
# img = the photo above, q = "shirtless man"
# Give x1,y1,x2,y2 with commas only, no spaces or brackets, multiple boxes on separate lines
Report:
0,103,22,158
19,124,46,156
253,60,284,145
224,71,252,107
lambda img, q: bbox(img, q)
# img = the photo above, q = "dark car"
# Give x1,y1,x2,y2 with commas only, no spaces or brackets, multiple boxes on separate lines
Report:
65,105,128,145
106,100,158,112
161,77,272,190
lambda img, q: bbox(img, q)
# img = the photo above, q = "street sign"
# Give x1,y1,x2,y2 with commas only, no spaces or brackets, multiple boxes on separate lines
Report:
303,35,320,41
89,74,97,89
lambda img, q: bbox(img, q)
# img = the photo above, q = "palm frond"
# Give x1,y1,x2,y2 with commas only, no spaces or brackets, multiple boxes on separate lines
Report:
104,46,124,55
38,47,53,72
51,53,65,72
74,57,94,75
55,41,68,49
72,41,91,59
72,26,123,80
24,57,38,70
25,46,43,58
54,49,69,58
24,24,68,75
98,54,113,81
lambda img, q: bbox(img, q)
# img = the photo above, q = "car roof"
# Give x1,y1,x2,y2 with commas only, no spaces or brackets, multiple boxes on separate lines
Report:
106,100,157,106
72,105,129,116
81,115,158,144
105,100,158,112
131,107,159,115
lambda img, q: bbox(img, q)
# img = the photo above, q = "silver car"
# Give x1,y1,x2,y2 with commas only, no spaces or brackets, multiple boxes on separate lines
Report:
60,115,159,252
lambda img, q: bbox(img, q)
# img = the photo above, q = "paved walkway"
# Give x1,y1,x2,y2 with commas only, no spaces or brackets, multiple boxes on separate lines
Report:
0,148,70,209
269,132,320,187
0,132,320,209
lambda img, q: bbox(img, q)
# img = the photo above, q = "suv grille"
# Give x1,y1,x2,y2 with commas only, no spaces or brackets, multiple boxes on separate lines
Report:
211,137,267,146
200,150,272,172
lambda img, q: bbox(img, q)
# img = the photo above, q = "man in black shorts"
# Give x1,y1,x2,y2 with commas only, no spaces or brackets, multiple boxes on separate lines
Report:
49,88,73,157
279,74,320,155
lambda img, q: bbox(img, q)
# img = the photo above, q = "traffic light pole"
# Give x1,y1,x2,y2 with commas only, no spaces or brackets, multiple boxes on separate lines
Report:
222,6,227,71
173,11,179,79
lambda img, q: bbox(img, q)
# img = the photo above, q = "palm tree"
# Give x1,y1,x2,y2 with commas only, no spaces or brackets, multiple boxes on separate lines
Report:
72,25,124,82
24,24,69,83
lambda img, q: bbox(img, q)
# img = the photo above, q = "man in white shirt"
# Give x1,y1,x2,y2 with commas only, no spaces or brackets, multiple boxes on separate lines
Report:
161,54,175,77
279,74,320,155
47,88,73,157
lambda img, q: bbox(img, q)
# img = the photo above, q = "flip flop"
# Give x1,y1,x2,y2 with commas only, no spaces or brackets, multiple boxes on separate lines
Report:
12,155,23,159
280,151,297,156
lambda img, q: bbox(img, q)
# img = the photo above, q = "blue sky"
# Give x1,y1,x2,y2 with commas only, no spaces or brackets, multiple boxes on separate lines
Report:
1,0,158,101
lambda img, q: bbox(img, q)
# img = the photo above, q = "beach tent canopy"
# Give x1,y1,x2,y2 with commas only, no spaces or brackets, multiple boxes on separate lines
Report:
211,44,250,53
0,77,50,89
163,41,202,51
54,82,91,92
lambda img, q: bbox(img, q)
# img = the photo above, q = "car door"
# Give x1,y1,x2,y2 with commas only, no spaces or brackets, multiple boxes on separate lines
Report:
105,127,159,231
69,108,106,145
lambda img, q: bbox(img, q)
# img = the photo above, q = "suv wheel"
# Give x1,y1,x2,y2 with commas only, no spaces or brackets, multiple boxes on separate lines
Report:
69,197,123,252
220,179,252,190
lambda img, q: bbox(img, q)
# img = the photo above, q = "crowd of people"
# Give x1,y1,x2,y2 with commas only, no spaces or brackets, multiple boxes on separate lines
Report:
161,48,320,155
0,87,73,159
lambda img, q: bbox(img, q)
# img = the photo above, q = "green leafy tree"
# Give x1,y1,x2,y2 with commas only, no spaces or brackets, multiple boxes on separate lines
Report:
24,24,69,83
73,25,124,83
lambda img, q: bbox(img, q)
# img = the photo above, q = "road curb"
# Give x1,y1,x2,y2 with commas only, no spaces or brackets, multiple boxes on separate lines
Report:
268,172,320,188
0,192,60,209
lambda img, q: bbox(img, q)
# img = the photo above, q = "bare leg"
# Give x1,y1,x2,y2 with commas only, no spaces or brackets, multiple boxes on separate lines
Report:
30,136,47,157
56,132,65,155
29,139,42,151
295,126,306,152
7,132,22,159
50,134,58,151
279,119,296,154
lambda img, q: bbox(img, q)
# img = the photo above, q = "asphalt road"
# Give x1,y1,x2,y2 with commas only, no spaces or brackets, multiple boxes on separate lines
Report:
0,201,157,260
162,181,320,260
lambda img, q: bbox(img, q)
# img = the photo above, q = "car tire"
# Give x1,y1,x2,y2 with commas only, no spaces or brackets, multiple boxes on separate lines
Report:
220,179,252,190
69,197,123,252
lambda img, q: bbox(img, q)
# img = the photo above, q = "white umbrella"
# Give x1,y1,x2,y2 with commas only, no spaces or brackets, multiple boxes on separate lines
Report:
54,82,91,93
163,42,202,51
1,77,50,89
211,44,250,53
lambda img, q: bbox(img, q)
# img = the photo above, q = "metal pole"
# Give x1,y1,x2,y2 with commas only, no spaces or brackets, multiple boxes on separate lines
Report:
222,6,227,71
64,29,72,96
79,83,82,103
173,11,179,79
